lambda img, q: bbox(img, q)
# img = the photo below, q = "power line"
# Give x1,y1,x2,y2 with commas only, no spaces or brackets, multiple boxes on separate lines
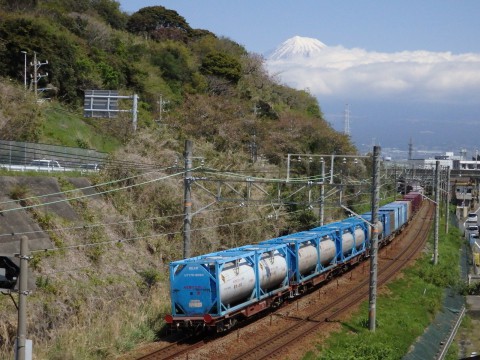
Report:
0,169,192,214
29,208,307,256
0,203,250,238
0,142,165,170
0,168,173,207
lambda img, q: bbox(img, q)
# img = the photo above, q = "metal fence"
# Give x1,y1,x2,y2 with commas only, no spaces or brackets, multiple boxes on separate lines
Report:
0,140,107,169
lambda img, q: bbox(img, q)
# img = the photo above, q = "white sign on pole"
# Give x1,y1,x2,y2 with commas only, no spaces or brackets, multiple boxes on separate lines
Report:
83,90,119,118
14,339,33,360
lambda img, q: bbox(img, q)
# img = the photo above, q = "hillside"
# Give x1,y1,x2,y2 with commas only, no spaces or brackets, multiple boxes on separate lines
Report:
0,1,359,359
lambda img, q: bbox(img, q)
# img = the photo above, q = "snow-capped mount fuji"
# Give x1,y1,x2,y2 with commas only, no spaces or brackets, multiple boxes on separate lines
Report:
268,36,327,60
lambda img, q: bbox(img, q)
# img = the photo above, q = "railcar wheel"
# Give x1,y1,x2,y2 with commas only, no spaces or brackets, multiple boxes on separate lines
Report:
271,296,284,308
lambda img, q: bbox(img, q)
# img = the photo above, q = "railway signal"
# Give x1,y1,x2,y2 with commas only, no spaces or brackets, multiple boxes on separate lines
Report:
0,255,19,291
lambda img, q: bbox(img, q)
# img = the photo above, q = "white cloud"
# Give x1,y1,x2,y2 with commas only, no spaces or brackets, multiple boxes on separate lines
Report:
266,42,480,104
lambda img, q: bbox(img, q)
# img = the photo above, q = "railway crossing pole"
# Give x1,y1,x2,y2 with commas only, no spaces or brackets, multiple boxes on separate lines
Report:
368,146,381,331
183,140,193,259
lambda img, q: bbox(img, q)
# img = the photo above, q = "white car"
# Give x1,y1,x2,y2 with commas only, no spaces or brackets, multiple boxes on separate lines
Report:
466,225,479,234
30,159,62,169
467,212,478,223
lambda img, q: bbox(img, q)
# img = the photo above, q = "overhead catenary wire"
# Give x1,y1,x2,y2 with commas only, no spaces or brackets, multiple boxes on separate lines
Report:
0,163,340,210
2,162,401,244
0,168,195,214
0,178,347,239
0,167,175,207
29,199,372,260
0,160,400,219
0,202,255,238
29,207,308,255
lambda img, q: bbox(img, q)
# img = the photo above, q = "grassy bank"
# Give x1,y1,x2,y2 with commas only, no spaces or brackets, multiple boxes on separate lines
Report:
41,103,122,153
304,213,463,360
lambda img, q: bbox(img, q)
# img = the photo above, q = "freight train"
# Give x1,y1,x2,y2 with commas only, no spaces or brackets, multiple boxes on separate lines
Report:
165,192,423,332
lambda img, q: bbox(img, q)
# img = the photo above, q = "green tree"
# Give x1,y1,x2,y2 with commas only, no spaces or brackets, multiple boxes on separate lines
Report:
151,41,197,93
200,52,242,83
92,0,128,29
126,6,191,40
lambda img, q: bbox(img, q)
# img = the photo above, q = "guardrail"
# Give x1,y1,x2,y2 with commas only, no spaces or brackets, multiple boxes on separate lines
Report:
0,164,97,173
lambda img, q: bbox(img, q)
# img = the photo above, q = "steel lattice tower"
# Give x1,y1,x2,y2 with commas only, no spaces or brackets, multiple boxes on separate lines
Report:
344,103,350,136
408,138,413,160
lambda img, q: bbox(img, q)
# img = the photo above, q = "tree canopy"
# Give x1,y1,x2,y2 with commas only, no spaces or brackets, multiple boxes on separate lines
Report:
200,52,242,83
126,5,191,40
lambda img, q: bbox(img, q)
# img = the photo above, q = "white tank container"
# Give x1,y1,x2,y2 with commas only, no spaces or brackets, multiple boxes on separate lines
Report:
297,226,369,275
298,238,337,275
219,251,287,305
341,227,366,254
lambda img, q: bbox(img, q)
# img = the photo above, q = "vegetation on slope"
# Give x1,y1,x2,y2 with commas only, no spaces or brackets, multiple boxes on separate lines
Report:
0,1,354,158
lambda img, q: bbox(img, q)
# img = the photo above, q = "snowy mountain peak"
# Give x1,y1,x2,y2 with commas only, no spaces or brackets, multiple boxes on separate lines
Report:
268,36,327,60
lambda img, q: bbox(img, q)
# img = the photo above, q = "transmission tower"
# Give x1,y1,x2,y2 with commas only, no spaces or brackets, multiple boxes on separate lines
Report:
408,138,413,160
343,103,350,136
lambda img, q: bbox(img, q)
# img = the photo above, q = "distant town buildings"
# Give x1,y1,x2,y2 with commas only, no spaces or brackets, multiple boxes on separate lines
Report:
395,151,480,171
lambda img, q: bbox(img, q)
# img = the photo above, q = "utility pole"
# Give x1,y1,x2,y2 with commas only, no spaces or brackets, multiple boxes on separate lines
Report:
30,52,48,100
157,94,169,124
393,165,397,199
132,94,138,132
250,130,258,163
16,235,29,360
445,166,450,234
330,154,335,185
434,160,440,265
183,140,193,259
369,145,381,331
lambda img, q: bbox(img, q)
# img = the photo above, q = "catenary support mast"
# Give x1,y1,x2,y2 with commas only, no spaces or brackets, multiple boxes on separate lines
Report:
183,140,192,259
368,145,381,331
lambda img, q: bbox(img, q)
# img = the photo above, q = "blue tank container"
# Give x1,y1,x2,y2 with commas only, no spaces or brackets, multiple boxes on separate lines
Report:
261,229,340,285
168,243,289,318
341,216,370,250
311,218,368,262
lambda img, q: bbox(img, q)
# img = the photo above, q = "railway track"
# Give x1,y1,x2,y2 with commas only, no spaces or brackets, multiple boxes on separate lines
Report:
133,201,434,360
230,202,434,360
135,338,203,360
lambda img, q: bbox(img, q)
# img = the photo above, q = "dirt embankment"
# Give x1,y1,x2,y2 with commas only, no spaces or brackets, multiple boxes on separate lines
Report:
0,176,88,287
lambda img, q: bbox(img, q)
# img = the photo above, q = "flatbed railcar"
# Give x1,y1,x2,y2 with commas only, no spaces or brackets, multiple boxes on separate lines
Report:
165,192,423,332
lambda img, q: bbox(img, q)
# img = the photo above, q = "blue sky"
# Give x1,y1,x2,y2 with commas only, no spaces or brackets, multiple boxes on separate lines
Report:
118,1,480,158
118,1,480,54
